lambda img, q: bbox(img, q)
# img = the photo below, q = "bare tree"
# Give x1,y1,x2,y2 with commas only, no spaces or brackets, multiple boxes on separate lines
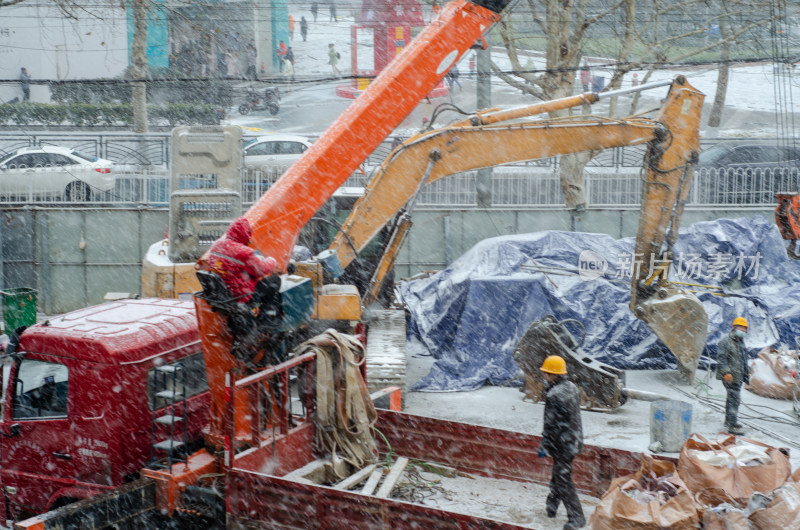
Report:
494,0,780,212
493,0,624,211
708,0,731,128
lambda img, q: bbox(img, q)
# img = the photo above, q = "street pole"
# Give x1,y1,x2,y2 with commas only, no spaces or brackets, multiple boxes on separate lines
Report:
476,46,492,207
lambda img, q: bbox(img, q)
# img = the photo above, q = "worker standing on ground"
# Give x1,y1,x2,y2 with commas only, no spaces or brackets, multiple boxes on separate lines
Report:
716,317,750,435
537,355,586,530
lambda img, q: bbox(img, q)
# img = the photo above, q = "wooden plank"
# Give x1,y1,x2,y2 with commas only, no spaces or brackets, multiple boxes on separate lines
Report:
333,464,377,491
375,457,408,498
283,460,328,484
360,468,384,496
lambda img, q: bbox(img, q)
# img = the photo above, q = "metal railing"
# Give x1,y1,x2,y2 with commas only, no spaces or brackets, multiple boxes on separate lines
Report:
0,131,796,207
0,164,796,208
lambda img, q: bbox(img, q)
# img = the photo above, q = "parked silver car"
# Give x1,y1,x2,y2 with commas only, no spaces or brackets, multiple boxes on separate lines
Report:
243,134,312,170
0,146,114,201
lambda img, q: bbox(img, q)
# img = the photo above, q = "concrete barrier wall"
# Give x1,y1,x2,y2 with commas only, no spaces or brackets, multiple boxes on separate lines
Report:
0,206,774,315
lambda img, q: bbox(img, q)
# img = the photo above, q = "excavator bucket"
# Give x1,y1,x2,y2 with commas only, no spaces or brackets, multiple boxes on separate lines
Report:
514,315,626,411
633,286,708,381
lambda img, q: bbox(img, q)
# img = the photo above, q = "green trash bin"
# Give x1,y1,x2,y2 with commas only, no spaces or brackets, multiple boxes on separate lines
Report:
1,288,37,332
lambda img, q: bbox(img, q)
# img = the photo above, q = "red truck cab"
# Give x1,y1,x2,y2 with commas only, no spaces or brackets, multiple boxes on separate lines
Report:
0,298,210,522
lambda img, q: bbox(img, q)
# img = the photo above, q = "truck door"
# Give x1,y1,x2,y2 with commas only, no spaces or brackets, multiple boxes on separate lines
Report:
2,358,73,517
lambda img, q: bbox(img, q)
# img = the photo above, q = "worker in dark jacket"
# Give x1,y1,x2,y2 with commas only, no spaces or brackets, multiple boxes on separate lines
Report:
207,217,277,303
716,317,750,435
538,355,585,530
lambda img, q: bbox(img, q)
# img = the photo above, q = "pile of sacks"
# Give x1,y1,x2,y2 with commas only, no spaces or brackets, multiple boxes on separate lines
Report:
747,347,799,400
591,434,798,529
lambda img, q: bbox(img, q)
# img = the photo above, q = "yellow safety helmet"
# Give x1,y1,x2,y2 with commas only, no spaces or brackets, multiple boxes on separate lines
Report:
732,317,749,329
540,355,567,375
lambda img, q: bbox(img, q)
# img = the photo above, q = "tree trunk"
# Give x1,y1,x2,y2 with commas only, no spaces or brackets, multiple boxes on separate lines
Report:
608,0,636,118
708,0,730,128
560,151,592,210
131,0,148,133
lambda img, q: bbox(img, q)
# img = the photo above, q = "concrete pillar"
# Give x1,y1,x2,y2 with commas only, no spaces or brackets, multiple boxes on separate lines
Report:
254,0,274,76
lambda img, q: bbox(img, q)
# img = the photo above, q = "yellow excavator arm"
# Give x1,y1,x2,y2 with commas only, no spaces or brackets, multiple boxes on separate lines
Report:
329,75,707,378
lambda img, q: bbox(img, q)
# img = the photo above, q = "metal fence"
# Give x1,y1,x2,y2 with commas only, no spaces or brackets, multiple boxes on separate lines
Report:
0,164,797,208
1,131,797,207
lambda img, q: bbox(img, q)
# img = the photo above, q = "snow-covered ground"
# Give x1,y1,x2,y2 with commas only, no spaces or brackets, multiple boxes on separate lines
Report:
403,335,800,467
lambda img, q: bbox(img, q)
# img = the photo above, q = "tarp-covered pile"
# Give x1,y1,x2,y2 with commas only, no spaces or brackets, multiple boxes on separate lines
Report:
398,215,800,391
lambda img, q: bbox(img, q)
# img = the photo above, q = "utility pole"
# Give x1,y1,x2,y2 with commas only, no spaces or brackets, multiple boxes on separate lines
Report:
476,46,492,207
131,0,148,133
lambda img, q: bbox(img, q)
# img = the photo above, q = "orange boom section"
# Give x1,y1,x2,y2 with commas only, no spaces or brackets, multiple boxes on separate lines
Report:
242,0,508,268
196,0,510,450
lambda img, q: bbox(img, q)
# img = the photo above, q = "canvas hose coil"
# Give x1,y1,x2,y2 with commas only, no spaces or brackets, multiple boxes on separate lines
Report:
295,330,378,475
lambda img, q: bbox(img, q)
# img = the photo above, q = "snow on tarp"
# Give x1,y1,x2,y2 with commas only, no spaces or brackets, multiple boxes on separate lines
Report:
398,215,800,392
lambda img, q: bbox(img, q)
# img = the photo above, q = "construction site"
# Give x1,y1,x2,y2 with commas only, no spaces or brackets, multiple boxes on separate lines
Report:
1,0,800,528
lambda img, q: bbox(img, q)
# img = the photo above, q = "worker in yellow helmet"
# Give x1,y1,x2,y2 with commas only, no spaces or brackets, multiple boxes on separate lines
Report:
537,355,585,529
715,317,750,435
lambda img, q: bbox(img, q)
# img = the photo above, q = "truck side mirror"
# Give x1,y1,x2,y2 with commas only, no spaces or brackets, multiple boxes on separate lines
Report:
4,424,20,438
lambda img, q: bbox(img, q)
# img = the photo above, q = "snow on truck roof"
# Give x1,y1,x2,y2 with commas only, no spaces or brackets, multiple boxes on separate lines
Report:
20,298,200,364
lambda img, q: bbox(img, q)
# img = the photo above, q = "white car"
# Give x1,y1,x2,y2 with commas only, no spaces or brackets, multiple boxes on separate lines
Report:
0,146,114,201
243,135,312,170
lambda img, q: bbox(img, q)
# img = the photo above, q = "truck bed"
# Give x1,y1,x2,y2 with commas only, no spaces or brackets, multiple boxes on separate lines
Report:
226,409,649,529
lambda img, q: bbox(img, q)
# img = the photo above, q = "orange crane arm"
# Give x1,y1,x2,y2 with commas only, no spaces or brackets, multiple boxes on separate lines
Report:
196,0,511,450
239,0,511,269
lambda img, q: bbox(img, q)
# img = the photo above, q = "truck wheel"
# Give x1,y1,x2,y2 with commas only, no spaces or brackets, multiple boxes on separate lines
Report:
64,182,91,202
238,104,250,115
268,103,279,115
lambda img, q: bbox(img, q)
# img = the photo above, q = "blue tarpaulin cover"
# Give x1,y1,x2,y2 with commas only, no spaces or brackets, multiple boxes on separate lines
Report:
398,215,800,392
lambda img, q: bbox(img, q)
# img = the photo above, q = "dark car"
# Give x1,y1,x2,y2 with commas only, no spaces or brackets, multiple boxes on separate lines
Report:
694,142,800,205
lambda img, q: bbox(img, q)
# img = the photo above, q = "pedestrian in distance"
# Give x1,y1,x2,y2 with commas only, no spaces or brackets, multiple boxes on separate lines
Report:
328,42,340,76
580,61,590,92
631,72,639,87
284,58,295,85
311,1,318,22
246,44,257,80
19,67,30,102
716,317,750,435
276,40,287,73
445,66,461,92
537,355,586,530
329,2,337,22
289,14,296,41
300,16,308,42
285,47,295,82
